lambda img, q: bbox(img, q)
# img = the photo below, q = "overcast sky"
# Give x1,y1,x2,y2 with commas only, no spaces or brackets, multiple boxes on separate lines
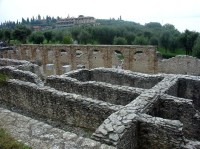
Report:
0,0,200,32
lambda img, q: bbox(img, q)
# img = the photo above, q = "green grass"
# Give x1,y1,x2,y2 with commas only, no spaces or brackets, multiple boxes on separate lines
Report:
0,128,32,149
9,40,22,45
157,47,187,59
0,73,8,87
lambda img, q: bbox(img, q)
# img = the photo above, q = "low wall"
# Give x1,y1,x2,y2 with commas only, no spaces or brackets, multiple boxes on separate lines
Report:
46,69,151,106
66,68,163,89
0,66,43,85
0,58,42,77
0,79,121,131
148,95,200,141
158,55,200,75
138,114,184,149
46,76,142,106
0,58,28,66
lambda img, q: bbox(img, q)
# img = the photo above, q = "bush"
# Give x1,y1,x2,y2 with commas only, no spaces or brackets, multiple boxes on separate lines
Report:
63,35,73,44
113,36,127,45
29,32,44,44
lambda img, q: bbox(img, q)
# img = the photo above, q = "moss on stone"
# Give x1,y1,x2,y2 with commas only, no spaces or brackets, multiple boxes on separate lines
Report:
0,128,32,149
0,73,8,87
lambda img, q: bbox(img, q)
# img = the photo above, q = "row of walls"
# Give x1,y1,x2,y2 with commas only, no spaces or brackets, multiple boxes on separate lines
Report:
0,78,120,132
45,69,153,106
92,73,200,148
1,59,200,148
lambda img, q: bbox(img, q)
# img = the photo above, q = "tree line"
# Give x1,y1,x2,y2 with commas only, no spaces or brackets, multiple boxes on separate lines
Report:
0,15,58,29
0,19,200,58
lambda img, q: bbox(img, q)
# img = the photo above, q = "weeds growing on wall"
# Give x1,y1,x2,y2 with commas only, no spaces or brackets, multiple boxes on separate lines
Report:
0,73,8,87
0,128,32,149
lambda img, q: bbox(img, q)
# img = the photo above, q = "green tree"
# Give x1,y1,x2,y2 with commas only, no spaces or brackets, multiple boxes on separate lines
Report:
160,31,171,53
169,37,179,53
63,35,73,44
125,32,135,44
78,30,91,44
113,36,127,45
43,31,53,43
143,31,152,40
149,36,158,45
145,22,162,29
53,31,64,43
134,36,148,45
163,23,176,30
180,29,199,55
21,17,26,24
192,36,200,58
0,30,3,40
12,25,31,43
71,27,81,41
29,32,44,44
3,29,11,43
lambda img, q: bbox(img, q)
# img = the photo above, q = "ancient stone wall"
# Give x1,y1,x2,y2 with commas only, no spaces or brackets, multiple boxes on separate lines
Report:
45,68,160,106
0,45,157,76
1,45,200,76
0,66,43,85
0,59,200,148
0,58,28,66
149,95,200,141
0,58,42,77
92,73,200,149
0,79,120,131
158,55,200,75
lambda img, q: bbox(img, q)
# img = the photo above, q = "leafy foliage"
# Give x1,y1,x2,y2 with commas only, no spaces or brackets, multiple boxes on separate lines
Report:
43,31,53,43
63,35,73,44
0,16,200,58
180,30,199,55
160,31,171,52
3,29,11,43
29,32,44,44
12,25,31,44
113,36,127,45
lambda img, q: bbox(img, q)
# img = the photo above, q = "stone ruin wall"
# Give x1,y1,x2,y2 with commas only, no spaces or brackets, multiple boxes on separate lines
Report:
0,44,157,76
158,55,200,75
1,44,200,76
0,59,200,148
1,45,200,148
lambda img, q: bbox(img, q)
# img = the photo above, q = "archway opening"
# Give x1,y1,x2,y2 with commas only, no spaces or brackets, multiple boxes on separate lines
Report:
112,50,124,69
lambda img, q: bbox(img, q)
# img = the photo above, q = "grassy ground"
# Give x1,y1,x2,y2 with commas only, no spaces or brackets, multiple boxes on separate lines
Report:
0,128,32,149
157,47,187,59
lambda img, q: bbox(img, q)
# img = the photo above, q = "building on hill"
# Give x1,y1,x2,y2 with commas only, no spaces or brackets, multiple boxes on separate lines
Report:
56,15,96,28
